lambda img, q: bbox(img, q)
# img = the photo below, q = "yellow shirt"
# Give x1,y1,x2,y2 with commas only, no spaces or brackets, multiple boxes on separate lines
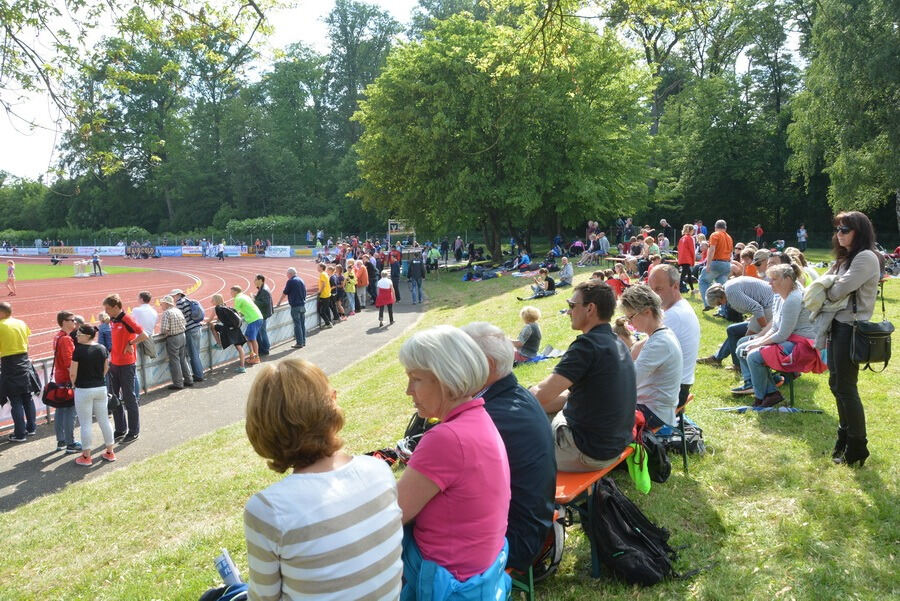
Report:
318,271,332,298
0,316,30,357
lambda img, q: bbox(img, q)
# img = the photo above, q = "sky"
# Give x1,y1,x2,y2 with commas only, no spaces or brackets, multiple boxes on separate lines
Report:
0,0,419,181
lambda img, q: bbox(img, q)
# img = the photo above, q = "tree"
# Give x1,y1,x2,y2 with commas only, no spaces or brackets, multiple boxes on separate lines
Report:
354,13,651,259
788,0,900,230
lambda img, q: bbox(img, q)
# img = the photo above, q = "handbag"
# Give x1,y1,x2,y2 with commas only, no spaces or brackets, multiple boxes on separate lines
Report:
107,391,122,414
850,291,894,372
42,337,75,408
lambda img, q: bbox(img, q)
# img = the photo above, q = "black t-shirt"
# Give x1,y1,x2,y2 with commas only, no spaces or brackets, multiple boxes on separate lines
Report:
545,277,556,291
554,323,636,460
72,343,108,388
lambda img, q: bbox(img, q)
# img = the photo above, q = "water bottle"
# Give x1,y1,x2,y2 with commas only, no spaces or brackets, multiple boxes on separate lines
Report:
215,548,242,586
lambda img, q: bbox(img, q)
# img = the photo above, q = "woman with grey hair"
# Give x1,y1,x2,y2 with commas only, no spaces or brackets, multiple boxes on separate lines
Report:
732,263,815,407
396,325,511,598
620,284,683,428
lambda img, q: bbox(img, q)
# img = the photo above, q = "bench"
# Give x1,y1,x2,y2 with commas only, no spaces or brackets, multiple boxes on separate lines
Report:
554,446,635,578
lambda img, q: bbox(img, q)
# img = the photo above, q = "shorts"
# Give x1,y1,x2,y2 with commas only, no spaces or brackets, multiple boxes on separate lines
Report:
244,319,263,341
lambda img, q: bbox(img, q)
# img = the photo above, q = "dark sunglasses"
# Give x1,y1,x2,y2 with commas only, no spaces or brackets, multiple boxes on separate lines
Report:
566,300,589,310
835,226,852,234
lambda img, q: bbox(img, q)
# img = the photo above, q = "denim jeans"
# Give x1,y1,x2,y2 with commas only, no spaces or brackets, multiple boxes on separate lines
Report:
740,340,795,398
699,260,732,307
345,291,356,313
290,305,306,345
9,393,36,438
715,321,749,365
409,278,423,304
54,404,76,445
734,335,756,386
185,327,204,381
257,319,270,354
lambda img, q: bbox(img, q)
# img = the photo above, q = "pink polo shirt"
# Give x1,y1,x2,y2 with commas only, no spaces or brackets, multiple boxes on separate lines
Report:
407,398,511,581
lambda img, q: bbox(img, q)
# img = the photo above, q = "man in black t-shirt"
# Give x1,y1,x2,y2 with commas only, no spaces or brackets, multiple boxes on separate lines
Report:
530,279,636,471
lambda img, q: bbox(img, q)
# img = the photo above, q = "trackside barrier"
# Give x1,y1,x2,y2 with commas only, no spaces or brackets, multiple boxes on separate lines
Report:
0,295,323,432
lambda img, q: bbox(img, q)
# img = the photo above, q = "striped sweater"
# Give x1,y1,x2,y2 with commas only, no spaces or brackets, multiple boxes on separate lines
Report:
244,455,403,601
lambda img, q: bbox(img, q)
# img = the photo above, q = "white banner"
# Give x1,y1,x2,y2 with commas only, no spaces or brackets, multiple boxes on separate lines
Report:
74,246,126,256
181,246,202,256
8,247,42,256
265,246,291,258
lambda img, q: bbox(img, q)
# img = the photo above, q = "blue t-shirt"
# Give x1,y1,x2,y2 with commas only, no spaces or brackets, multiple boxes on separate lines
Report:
282,276,307,308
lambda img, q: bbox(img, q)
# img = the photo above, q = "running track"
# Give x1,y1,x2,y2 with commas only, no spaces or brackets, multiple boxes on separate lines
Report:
0,255,321,359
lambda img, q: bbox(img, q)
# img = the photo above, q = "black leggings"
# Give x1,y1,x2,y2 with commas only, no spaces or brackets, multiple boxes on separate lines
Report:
679,263,695,290
317,297,332,326
827,320,866,439
379,304,394,323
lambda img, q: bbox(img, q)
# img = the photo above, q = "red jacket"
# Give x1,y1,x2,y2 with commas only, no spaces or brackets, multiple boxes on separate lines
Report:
52,330,75,384
677,235,695,266
759,335,826,374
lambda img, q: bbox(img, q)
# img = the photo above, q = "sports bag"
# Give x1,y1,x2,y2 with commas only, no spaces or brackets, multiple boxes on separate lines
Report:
642,430,671,484
588,477,677,585
43,337,74,408
850,292,893,372
189,299,205,323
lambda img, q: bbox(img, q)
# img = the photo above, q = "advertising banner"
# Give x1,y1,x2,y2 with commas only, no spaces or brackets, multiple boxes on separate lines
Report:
265,246,291,258
11,247,42,256
124,245,154,258
76,246,126,256
49,246,75,255
225,245,246,257
181,246,202,256
155,246,183,257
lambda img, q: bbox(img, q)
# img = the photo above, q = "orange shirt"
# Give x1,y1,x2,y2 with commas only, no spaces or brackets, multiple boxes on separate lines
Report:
709,230,733,262
744,263,759,278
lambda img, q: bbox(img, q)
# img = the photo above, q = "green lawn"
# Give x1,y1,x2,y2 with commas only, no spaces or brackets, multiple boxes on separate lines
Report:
0,250,896,600
8,262,149,281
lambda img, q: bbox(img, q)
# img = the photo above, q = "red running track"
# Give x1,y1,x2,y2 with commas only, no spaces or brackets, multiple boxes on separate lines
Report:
0,255,321,359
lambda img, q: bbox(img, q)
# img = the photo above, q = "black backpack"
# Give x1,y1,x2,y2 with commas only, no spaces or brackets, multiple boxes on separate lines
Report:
588,477,677,585
642,429,672,483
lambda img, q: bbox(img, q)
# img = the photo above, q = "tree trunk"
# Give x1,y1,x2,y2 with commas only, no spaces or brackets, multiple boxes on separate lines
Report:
485,210,502,263
163,188,174,220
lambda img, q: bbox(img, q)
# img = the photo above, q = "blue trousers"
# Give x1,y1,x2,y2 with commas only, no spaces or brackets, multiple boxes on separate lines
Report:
290,305,306,346
257,319,270,355
714,322,749,365
699,260,731,307
185,328,204,381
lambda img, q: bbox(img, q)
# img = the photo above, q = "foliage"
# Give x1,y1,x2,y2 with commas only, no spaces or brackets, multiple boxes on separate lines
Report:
353,11,652,259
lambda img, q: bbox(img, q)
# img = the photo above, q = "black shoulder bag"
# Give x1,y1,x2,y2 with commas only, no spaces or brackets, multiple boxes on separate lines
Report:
850,288,894,372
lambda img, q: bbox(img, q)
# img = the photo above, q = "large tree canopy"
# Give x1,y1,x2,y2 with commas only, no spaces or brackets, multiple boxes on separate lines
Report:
353,11,651,258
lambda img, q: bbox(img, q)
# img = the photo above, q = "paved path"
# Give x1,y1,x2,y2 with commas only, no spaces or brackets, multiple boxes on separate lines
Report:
0,301,424,512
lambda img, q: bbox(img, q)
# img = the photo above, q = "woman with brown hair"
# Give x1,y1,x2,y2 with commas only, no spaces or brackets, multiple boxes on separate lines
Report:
243,359,402,600
824,211,882,467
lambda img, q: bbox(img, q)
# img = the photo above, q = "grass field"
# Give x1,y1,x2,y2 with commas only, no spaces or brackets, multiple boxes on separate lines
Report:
0,250,896,601
6,262,149,281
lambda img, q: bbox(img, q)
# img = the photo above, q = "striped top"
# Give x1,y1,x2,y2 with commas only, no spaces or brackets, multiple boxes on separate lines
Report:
244,455,403,601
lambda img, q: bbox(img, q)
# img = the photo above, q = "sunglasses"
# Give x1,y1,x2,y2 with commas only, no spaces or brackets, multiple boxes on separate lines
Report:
835,226,852,234
565,300,588,310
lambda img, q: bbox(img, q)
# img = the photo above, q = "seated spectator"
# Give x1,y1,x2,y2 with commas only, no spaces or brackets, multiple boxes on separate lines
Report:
530,280,636,472
578,234,598,266
243,359,402,600
512,306,541,363
784,248,819,285
512,250,532,271
649,265,700,407
568,238,584,257
698,277,774,368
530,268,556,297
557,256,573,287
396,326,511,598
739,248,758,278
620,285,683,428
733,263,816,406
460,322,556,573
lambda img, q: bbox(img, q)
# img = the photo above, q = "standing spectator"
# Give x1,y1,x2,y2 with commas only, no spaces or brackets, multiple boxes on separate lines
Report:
158,295,193,390
0,302,37,442
354,259,369,310
316,263,333,329
824,212,882,467
755,224,764,246
131,291,158,336
796,223,808,251
52,311,80,452
172,289,205,382
364,256,378,306
103,294,148,443
208,294,247,373
253,275,273,356
330,265,347,320
306,229,313,245
343,263,358,315
6,260,16,296
375,270,395,328
454,236,464,262
699,219,735,310
70,325,116,466
230,286,264,365
97,312,112,350
277,267,307,348
408,249,426,305
677,224,696,292
216,239,226,261
389,243,403,302
530,280,637,471
91,249,103,276
440,237,450,263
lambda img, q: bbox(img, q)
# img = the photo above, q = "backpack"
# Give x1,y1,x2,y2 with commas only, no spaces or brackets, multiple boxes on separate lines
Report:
188,298,205,323
642,430,671,483
395,412,440,463
588,477,677,585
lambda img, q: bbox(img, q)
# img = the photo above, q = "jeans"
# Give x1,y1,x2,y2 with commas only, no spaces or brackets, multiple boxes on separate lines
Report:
740,340,795,398
344,291,356,313
185,327,204,381
75,386,114,449
9,393,36,439
699,260,732,307
715,321,749,365
290,305,306,345
408,278,423,304
828,320,866,439
165,332,192,386
54,404,76,445
257,319,270,354
109,363,139,436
